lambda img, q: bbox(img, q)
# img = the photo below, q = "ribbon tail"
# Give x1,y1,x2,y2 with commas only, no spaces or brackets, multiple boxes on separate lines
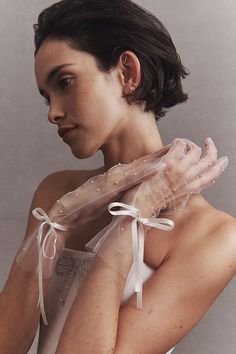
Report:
137,223,145,309
132,219,144,310
107,202,175,312
37,248,48,325
36,224,48,325
30,208,69,326
136,291,143,309
132,219,139,294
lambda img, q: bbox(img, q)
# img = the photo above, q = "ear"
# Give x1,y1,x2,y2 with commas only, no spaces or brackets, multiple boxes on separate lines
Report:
117,50,141,95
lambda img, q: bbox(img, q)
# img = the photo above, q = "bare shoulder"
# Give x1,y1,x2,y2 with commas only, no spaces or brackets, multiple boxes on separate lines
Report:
144,193,236,270
204,205,236,269
192,195,236,248
168,196,236,276
208,207,236,241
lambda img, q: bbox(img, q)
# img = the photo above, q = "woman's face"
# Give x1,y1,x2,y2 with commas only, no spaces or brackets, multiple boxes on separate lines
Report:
34,39,129,158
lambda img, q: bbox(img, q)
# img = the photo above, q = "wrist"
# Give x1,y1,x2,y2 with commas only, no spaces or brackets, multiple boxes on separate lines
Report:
133,194,164,218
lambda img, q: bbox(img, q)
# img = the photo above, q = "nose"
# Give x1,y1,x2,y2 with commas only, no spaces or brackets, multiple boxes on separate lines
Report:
48,98,66,124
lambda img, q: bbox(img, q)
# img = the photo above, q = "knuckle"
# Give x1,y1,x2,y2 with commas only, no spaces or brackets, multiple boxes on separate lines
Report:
206,159,214,168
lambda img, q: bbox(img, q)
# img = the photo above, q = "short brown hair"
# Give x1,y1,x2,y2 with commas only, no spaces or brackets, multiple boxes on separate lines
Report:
34,0,189,121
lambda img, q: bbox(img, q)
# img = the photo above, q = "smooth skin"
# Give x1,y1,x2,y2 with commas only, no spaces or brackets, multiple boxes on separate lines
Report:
0,39,236,354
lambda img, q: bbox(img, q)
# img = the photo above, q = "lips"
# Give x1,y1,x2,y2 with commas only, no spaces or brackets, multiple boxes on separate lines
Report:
58,126,78,138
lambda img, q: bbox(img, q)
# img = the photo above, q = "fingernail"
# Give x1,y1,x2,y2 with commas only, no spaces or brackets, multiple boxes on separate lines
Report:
220,156,229,170
173,138,182,145
204,139,210,153
207,137,213,143
173,138,179,146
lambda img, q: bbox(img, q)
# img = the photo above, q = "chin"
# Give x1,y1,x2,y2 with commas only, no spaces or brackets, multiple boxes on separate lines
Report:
70,145,98,159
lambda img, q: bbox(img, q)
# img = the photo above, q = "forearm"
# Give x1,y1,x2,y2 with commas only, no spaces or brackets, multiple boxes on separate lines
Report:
0,260,46,354
0,220,67,354
56,195,164,354
56,218,134,354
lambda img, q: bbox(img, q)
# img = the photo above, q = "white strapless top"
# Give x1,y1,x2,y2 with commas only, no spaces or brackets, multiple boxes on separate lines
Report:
37,248,175,354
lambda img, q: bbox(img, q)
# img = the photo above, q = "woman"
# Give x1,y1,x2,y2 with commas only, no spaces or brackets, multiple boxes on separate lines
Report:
0,1,236,353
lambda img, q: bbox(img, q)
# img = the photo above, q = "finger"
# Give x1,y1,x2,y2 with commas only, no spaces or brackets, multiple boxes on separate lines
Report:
183,137,218,181
196,137,218,172
161,138,188,169
203,137,217,160
165,140,202,186
182,155,229,193
147,139,189,200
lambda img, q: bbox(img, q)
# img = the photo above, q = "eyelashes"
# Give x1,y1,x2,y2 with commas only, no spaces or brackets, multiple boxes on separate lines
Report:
43,98,50,106
58,77,73,89
42,77,73,106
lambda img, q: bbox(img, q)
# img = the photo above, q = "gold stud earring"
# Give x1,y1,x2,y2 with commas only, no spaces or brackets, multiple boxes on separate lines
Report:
130,84,137,94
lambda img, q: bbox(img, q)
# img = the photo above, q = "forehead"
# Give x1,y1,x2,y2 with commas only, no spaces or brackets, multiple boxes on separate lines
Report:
34,39,97,87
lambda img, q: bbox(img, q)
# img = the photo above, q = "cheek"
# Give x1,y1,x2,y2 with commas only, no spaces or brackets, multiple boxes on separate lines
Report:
71,75,124,129
82,87,119,120
92,81,124,118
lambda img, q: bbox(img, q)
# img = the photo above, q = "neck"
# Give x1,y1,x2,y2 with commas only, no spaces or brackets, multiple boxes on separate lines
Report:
101,110,164,170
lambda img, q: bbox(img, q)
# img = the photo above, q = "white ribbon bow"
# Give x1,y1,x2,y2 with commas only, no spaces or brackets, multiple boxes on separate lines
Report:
108,202,175,309
32,207,68,325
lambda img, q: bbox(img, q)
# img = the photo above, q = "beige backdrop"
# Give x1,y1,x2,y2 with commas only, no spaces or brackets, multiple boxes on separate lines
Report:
0,1,236,353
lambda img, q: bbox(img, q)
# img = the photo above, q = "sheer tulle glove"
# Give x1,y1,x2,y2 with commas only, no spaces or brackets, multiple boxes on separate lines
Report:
16,147,170,277
15,141,176,284
15,136,228,322
15,148,171,324
133,137,229,217
85,137,229,308
158,137,228,215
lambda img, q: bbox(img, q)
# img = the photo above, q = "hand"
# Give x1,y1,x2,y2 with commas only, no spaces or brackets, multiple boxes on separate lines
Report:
48,147,172,227
84,137,228,310
15,144,173,285
121,137,228,217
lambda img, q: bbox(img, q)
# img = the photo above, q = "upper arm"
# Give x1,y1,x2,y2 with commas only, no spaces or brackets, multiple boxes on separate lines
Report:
23,168,92,241
23,171,69,241
114,220,236,354
3,171,69,291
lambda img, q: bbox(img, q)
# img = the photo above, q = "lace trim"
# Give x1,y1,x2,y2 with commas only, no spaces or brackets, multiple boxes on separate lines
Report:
55,251,93,306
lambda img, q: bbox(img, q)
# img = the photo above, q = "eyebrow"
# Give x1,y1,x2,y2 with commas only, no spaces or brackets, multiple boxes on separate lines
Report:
38,63,74,96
